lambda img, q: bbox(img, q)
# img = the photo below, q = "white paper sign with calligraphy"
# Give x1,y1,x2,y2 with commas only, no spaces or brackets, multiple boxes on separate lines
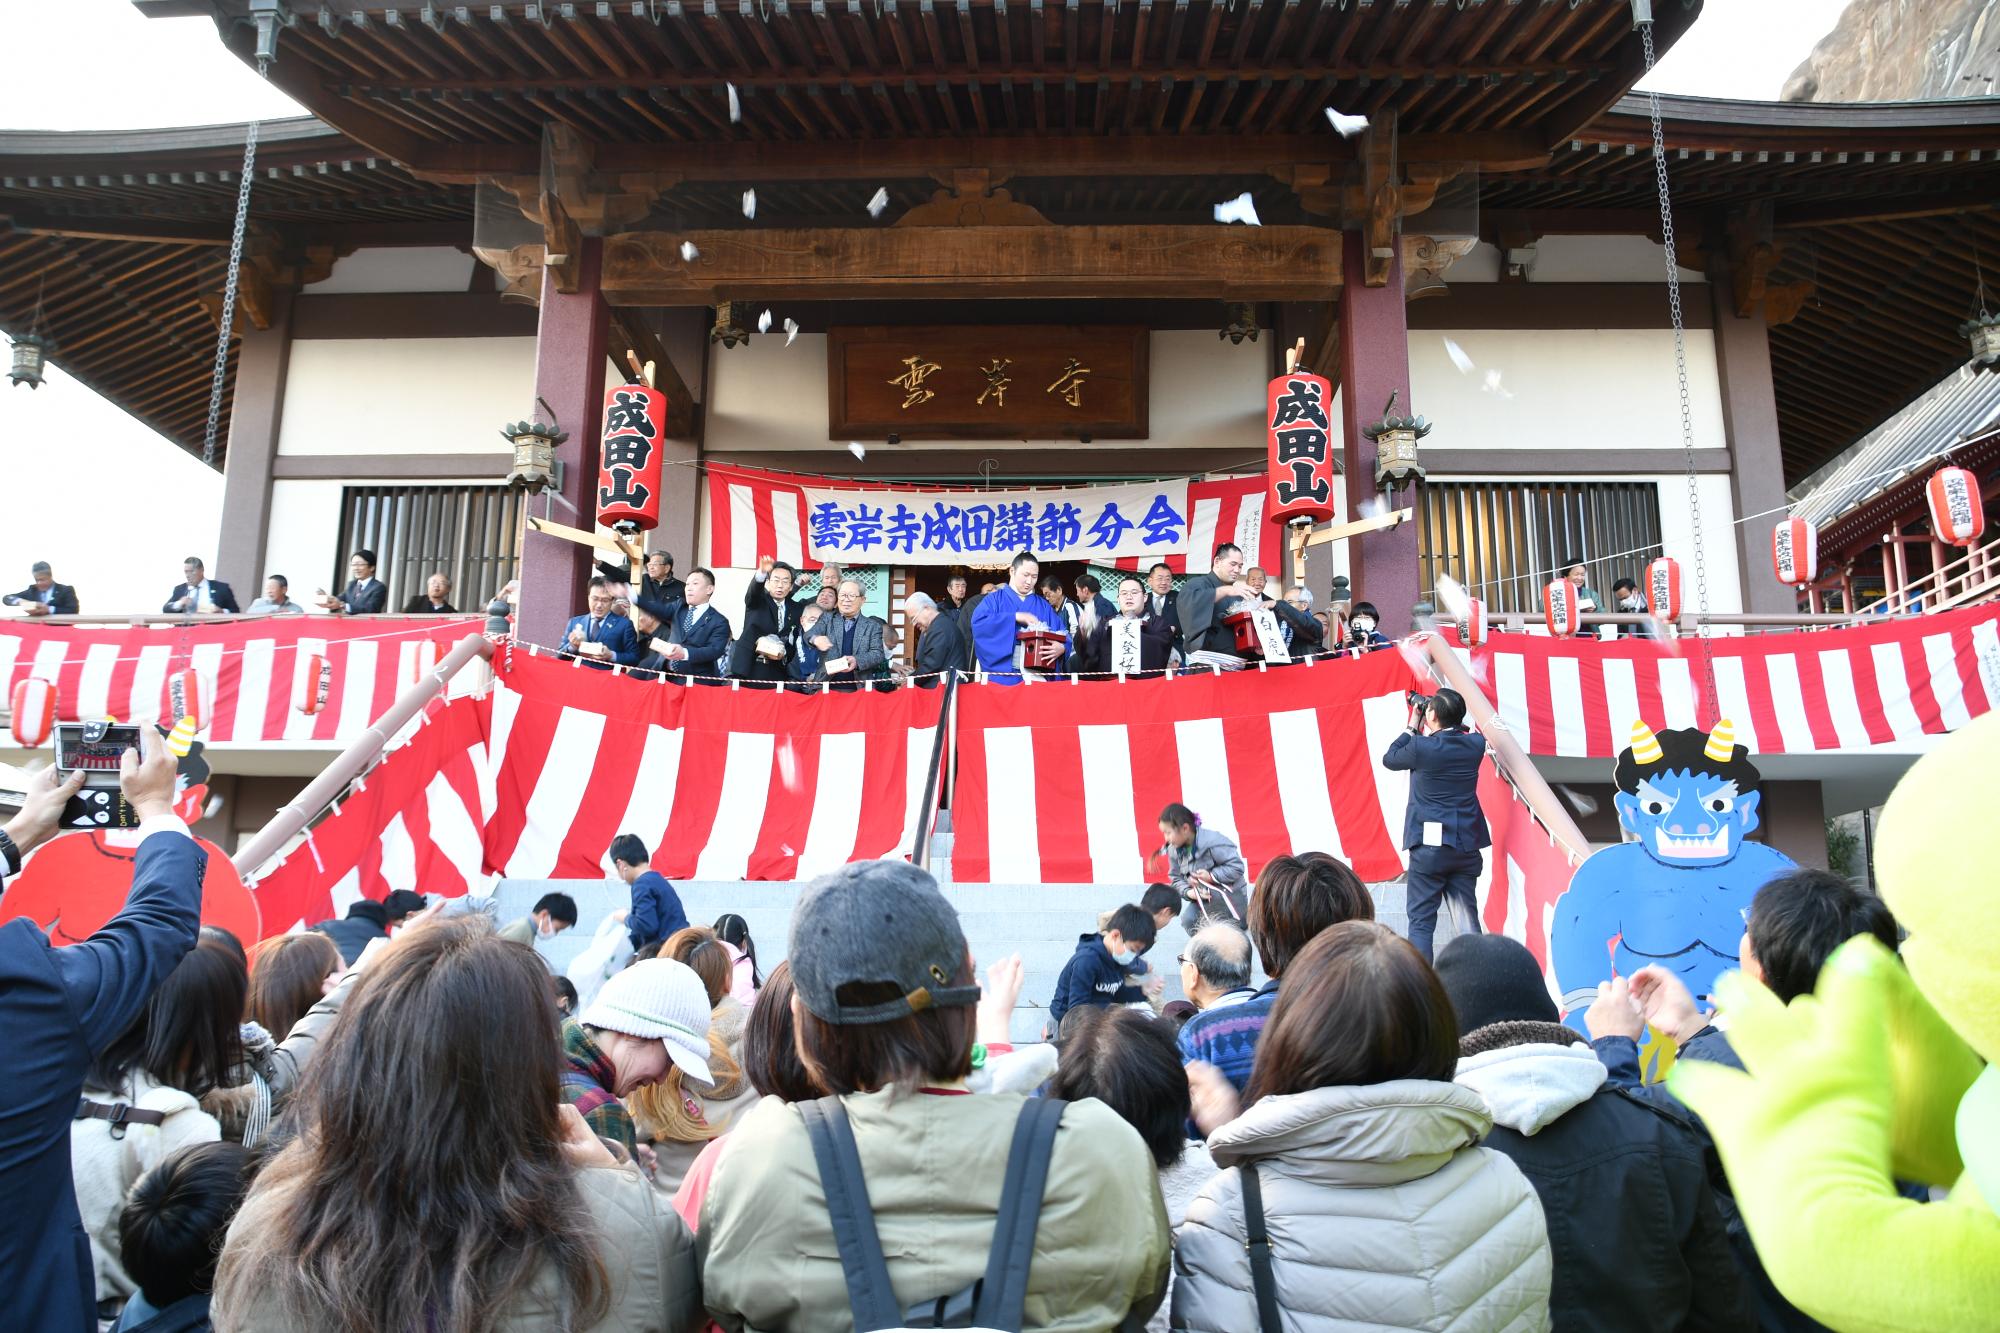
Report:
799,479,1191,565
1111,618,1145,675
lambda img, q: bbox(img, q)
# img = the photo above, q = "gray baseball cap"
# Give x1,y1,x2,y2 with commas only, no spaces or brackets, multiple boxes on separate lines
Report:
788,861,981,1025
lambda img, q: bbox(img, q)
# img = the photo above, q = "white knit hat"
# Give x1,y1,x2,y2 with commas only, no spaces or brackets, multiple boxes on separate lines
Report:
579,958,713,1082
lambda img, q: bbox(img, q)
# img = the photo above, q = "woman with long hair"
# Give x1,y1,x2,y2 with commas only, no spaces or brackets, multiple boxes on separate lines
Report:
72,941,244,1305
246,931,342,1045
212,917,699,1333
712,912,762,1004
1172,922,1552,1332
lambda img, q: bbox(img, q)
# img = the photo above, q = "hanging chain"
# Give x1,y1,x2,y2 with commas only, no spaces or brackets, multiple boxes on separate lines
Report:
1639,21,1719,720
203,121,261,468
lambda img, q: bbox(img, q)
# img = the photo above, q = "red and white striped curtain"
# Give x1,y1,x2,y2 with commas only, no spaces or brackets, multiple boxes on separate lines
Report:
702,465,1279,574
1455,601,2000,757
0,618,484,745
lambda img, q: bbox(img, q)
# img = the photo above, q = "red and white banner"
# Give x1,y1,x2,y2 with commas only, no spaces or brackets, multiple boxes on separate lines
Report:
480,650,945,882
0,618,484,746
1457,602,2000,758
704,464,1276,574
951,651,1423,886
1475,760,1580,975
251,693,492,931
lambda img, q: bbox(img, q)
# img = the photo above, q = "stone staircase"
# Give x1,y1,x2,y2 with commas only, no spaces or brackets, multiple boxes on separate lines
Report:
493,812,1455,1044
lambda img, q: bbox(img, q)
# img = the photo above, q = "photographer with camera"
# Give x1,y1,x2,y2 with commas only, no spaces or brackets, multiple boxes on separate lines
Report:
1381,687,1490,962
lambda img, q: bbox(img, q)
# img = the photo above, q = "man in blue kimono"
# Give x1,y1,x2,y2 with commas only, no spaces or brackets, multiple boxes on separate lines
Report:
968,551,1066,685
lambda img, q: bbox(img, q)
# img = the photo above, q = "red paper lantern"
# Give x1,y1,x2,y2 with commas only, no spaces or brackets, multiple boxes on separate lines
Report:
1544,580,1578,638
1772,518,1818,587
1646,556,1682,621
1927,466,1986,547
166,668,208,732
597,383,668,530
297,654,332,716
1265,371,1337,526
10,677,56,747
1462,597,1489,647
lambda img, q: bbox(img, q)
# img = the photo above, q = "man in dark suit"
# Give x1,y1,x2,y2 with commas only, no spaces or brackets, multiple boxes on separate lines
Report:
730,558,801,684
561,578,639,669
1380,687,1491,962
162,556,240,615
1144,562,1181,657
1072,575,1175,676
7,561,78,616
1073,572,1117,627
400,571,458,614
0,732,200,1333
321,549,388,615
658,568,731,680
597,549,685,609
902,592,964,687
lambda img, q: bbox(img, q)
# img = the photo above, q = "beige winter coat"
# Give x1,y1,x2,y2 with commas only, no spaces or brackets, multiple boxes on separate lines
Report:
1171,1080,1552,1333
699,1086,1172,1333
72,1068,221,1302
213,1159,700,1332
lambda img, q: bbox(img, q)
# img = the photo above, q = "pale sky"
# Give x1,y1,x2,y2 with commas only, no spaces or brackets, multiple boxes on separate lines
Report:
0,0,1851,612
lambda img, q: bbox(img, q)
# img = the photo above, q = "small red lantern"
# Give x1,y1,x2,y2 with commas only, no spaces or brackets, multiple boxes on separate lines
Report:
10,677,56,747
1544,580,1578,638
1927,466,1986,547
1462,597,1489,646
1265,371,1337,526
1646,556,1682,622
166,668,208,732
597,382,668,531
1772,518,1818,587
297,654,332,716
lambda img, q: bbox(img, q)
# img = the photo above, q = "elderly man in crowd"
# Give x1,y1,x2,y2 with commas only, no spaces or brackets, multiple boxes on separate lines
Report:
163,556,239,615
1179,923,1258,1012
903,591,965,688
811,579,888,690
401,572,457,614
246,574,304,615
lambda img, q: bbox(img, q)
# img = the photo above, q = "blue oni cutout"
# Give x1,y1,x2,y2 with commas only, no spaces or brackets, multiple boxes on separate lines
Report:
1551,723,1796,1030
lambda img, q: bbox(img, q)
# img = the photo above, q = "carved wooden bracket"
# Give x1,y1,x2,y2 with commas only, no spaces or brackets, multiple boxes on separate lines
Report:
1721,204,1818,328
540,190,581,294
896,169,1050,228
472,243,547,306
1403,235,1478,300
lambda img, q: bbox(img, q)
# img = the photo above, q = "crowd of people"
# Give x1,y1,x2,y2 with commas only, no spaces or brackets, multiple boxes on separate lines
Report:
0,709,1978,1333
2,554,466,621
557,542,1401,689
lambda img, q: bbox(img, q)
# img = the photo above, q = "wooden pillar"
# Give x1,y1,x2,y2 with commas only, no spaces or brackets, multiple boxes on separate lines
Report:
1711,290,1798,616
518,238,608,649
214,284,295,597
1337,236,1421,634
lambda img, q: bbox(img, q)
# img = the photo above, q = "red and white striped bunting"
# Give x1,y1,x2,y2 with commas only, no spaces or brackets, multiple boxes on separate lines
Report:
0,618,485,746
951,651,1423,886
1456,603,2000,757
703,464,1275,573
480,650,946,882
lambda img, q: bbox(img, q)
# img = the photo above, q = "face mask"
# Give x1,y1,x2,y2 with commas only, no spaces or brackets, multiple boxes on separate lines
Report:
1111,946,1136,966
1622,595,1645,611
1352,617,1376,634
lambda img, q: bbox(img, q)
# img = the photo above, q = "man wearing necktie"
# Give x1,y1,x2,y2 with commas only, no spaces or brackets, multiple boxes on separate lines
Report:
561,579,639,669
658,568,731,681
810,579,888,691
321,549,389,615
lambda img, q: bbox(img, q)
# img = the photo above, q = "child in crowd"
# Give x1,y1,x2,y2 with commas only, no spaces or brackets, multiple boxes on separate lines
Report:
112,1141,253,1333
1048,903,1160,1031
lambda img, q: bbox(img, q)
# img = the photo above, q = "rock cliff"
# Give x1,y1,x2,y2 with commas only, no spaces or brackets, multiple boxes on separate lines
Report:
1782,0,2000,101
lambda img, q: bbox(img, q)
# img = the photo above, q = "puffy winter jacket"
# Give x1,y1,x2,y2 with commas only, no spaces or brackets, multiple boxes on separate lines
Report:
1455,1032,1749,1332
1171,1080,1551,1333
71,1069,221,1303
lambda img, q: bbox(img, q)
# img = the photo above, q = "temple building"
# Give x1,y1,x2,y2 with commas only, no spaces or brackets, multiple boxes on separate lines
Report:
4,0,2000,870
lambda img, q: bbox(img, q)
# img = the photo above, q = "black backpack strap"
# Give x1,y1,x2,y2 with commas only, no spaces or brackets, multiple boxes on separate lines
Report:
972,1097,1068,1332
1240,1163,1284,1333
798,1097,903,1332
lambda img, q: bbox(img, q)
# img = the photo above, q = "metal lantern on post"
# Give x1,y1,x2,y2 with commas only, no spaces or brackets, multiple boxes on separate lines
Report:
1363,391,1431,487
502,420,566,494
1927,465,1986,546
7,332,53,390
1772,517,1818,587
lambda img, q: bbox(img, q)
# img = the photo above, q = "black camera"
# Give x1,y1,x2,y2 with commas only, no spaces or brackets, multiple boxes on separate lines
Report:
1405,690,1436,710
